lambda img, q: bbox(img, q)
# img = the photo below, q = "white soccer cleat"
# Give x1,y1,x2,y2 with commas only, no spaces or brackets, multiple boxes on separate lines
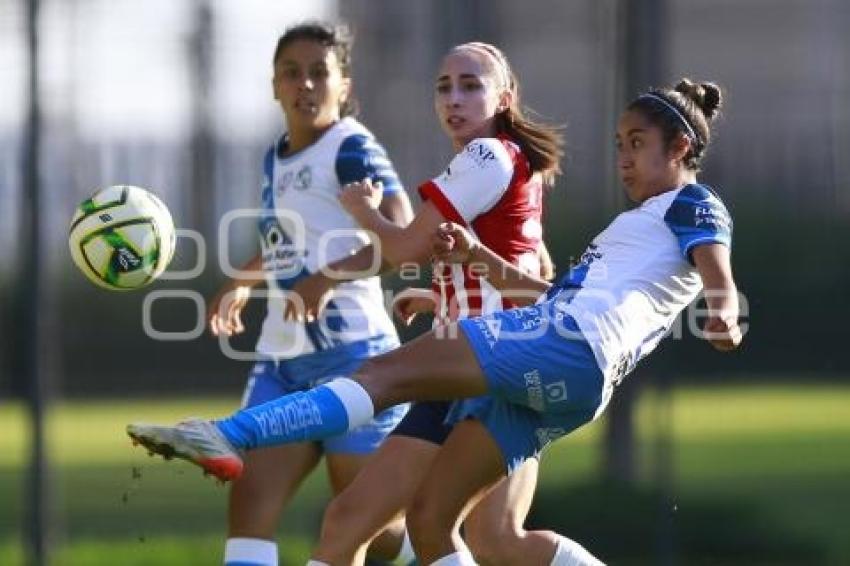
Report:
127,418,244,482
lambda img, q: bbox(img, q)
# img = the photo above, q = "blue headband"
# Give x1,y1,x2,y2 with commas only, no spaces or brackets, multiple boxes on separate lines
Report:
638,93,701,146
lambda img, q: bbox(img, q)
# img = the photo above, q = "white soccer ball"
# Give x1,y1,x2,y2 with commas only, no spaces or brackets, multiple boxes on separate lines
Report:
68,185,176,290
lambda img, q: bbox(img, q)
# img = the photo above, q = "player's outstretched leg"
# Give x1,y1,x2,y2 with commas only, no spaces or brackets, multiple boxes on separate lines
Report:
127,326,488,481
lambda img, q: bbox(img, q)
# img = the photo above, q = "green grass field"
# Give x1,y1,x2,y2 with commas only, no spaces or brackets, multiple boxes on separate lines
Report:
2,383,849,565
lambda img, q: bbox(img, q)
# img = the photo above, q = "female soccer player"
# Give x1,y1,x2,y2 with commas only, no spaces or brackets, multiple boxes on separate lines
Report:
296,42,572,566
130,77,741,565
203,22,414,566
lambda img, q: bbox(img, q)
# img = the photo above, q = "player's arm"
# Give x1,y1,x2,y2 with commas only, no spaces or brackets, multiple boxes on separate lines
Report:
335,132,423,265
343,137,515,267
208,254,265,336
341,179,445,266
327,182,418,275
691,243,742,351
378,188,415,228
284,202,419,321
432,222,551,306
320,184,416,278
284,242,391,322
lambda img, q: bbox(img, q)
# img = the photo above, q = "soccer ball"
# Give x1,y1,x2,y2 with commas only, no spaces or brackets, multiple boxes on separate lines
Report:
68,185,176,290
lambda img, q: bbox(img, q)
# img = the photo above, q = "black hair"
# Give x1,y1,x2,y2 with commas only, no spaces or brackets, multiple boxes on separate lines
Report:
273,22,358,117
628,78,723,171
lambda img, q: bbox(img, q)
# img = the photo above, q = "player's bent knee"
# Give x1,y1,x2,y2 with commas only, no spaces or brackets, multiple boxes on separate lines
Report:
354,359,408,408
319,494,361,547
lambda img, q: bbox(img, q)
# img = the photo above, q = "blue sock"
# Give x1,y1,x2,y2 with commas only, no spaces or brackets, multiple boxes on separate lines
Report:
216,383,352,450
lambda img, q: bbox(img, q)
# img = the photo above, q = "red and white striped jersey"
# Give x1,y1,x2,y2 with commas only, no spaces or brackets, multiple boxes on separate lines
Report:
418,135,544,324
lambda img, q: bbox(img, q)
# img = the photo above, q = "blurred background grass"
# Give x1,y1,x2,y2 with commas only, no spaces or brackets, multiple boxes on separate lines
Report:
3,383,849,565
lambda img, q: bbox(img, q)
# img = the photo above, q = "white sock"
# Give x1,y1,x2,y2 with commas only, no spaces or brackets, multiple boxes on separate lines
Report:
429,550,478,565
549,535,605,566
392,529,416,565
305,561,329,566
324,378,375,428
224,537,278,566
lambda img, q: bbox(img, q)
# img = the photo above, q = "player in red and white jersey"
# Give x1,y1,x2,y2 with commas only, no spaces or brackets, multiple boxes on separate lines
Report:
421,133,545,324
294,42,580,566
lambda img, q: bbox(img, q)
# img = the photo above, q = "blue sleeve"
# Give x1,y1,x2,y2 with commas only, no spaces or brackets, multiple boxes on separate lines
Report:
261,145,275,207
664,184,733,264
335,134,403,194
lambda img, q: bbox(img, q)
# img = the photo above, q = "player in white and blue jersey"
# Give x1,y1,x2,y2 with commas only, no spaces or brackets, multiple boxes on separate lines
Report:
129,78,741,566
201,23,414,566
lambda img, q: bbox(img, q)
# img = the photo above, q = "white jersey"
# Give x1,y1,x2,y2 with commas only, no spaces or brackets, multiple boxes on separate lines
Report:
555,183,733,384
255,117,403,359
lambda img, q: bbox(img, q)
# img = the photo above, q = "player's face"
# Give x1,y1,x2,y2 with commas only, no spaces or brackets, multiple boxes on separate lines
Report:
272,39,351,132
434,50,505,150
616,110,683,202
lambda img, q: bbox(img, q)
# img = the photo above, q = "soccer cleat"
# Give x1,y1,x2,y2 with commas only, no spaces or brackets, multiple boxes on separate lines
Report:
126,418,244,482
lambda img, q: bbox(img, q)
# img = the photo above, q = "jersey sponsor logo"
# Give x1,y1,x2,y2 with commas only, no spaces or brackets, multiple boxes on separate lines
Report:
294,165,312,190
465,141,497,168
261,222,306,279
578,243,603,266
276,171,294,197
694,205,731,231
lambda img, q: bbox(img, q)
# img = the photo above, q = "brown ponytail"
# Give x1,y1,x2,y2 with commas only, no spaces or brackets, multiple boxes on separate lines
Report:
496,99,564,186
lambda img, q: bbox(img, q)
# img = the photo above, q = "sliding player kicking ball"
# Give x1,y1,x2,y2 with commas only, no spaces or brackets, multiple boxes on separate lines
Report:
129,78,742,566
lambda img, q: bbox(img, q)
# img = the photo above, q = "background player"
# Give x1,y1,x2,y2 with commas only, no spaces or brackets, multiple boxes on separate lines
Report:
295,42,573,566
204,22,413,566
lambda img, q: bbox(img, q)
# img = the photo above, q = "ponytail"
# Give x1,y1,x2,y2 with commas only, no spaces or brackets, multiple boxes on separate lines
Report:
496,106,564,186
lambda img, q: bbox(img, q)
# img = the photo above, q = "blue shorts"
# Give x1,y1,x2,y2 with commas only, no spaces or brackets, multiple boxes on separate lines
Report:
451,303,608,474
243,337,408,454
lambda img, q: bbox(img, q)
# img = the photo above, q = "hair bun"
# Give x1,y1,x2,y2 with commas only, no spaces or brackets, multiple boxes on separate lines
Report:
675,78,723,121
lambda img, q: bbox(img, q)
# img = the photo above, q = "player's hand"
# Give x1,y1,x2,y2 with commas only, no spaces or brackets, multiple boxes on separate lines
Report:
284,272,336,323
208,283,251,336
339,178,383,215
392,287,438,326
703,315,743,351
431,222,477,264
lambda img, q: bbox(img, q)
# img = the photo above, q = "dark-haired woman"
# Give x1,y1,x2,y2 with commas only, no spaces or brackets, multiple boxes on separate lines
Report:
203,22,413,566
